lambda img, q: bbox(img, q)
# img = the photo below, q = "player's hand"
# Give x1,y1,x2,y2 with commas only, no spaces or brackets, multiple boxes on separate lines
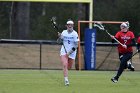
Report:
110,35,115,39
66,50,73,57
136,43,140,52
65,53,69,58
58,32,61,37
56,38,62,44
66,52,71,57
122,44,127,49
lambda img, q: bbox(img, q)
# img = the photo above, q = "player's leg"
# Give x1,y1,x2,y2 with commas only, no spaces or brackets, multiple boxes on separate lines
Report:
68,58,74,69
60,55,69,85
63,52,76,85
68,52,76,69
127,60,135,71
111,60,126,83
111,53,132,83
113,59,126,80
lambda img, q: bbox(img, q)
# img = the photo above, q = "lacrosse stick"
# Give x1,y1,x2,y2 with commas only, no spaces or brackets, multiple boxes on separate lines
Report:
132,50,139,57
94,22,124,46
50,17,67,53
128,49,140,65
51,17,58,30
129,42,140,66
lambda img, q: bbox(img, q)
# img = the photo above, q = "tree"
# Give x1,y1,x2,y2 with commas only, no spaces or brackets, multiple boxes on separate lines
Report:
11,2,30,39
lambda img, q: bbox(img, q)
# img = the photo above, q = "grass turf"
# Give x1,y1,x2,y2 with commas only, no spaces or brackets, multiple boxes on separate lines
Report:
0,70,139,93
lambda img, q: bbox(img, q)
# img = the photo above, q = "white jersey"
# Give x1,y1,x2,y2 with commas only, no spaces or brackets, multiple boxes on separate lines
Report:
60,30,79,59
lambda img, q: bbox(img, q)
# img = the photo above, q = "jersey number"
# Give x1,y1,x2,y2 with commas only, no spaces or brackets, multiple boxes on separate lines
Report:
68,40,70,44
124,40,127,44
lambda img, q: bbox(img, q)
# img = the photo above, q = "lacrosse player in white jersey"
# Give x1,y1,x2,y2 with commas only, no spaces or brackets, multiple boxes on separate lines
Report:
57,20,79,86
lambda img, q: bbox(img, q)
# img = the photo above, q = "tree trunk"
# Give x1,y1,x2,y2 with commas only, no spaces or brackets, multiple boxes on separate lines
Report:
12,2,30,39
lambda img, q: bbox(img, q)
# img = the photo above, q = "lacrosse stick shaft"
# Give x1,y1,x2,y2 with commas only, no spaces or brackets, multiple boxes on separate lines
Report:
105,30,124,46
128,50,139,62
51,17,67,53
132,50,139,57
94,22,124,46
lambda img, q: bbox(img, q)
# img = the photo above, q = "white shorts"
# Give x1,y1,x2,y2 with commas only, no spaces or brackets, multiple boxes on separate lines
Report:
60,50,77,59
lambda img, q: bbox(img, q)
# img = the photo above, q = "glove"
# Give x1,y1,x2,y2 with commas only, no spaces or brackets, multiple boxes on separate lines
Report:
136,43,140,52
57,32,61,37
57,38,63,44
138,49,140,52
67,48,75,56
67,50,73,56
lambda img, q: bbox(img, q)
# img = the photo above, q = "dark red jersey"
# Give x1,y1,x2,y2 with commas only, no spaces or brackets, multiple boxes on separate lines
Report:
115,31,135,53
137,36,140,44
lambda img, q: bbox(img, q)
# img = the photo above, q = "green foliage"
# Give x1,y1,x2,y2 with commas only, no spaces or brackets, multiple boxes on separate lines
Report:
29,3,85,40
0,2,11,38
0,2,86,40
0,1,140,40
94,0,140,42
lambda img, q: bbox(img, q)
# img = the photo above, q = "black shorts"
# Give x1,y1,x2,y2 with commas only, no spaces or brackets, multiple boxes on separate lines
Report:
119,52,133,68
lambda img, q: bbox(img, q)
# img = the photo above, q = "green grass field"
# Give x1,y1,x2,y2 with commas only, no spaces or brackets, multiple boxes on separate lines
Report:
0,70,140,93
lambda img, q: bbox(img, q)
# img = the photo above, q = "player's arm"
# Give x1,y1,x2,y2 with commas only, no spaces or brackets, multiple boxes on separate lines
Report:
136,43,140,52
137,37,140,51
111,37,117,43
127,38,136,47
127,38,140,52
111,35,119,44
111,32,119,43
57,32,63,44
127,32,137,48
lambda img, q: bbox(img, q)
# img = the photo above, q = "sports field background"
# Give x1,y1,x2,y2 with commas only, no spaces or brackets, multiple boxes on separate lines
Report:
0,70,140,93
0,44,140,93
0,44,139,70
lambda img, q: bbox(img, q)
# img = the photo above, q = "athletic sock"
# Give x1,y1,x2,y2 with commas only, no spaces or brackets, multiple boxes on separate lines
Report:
64,77,68,81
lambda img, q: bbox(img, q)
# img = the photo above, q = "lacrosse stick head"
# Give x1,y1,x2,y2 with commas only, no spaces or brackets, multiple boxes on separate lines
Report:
93,22,105,30
51,16,58,30
51,17,56,25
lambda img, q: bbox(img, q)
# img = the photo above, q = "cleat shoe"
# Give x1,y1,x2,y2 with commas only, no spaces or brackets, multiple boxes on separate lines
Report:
111,77,118,83
127,62,135,71
65,80,69,86
130,65,135,71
